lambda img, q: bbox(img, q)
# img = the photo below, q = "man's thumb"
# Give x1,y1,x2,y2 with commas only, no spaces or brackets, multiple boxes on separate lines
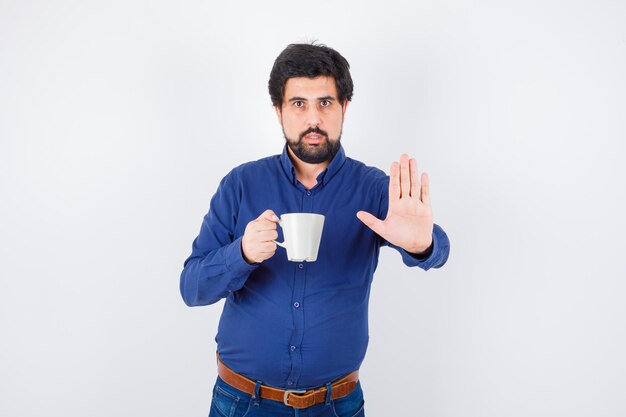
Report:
356,211,385,235
259,209,280,222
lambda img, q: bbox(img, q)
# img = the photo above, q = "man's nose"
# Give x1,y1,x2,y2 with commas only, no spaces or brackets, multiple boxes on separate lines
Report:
306,106,322,127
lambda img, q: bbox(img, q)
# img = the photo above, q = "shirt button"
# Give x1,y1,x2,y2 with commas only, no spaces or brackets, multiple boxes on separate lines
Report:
293,302,300,308
298,263,303,269
287,380,293,386
306,191,311,196
290,345,297,351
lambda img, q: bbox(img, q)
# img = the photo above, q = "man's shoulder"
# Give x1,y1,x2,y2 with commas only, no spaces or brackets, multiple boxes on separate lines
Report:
345,156,388,182
222,154,281,183
233,154,279,172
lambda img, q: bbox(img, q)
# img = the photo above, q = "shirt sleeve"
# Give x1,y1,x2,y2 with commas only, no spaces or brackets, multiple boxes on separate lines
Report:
179,170,258,306
377,175,451,271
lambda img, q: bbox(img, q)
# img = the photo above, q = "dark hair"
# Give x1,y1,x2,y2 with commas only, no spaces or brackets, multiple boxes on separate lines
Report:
268,42,354,108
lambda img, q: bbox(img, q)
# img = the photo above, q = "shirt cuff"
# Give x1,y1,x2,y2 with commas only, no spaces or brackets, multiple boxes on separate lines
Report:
398,234,438,265
392,224,447,270
225,236,259,275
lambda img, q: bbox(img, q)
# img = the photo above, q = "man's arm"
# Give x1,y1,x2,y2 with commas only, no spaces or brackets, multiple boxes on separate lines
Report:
179,171,258,307
357,154,450,270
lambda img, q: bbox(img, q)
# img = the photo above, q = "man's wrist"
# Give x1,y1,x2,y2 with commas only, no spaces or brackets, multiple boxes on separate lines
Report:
408,240,434,259
241,239,255,265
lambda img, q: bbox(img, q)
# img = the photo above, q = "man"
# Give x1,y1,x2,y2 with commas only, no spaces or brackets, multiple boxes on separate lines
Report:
180,43,450,417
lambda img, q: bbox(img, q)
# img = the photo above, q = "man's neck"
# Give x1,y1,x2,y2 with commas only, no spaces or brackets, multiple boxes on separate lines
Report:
287,146,330,190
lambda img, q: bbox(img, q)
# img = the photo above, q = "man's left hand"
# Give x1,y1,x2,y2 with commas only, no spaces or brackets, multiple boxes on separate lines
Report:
356,154,434,255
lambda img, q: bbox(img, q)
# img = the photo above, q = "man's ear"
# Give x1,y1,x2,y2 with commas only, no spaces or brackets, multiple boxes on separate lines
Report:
274,105,282,124
342,99,350,117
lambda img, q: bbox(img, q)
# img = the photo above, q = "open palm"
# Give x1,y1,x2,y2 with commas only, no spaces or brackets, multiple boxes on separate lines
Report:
356,154,434,254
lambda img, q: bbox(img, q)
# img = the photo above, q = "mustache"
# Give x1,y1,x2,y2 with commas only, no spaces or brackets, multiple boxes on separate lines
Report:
299,127,329,142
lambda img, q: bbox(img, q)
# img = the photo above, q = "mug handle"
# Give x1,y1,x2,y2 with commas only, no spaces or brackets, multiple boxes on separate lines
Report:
273,219,287,248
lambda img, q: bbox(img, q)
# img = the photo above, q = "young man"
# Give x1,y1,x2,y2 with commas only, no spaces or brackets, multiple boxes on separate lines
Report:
180,43,450,417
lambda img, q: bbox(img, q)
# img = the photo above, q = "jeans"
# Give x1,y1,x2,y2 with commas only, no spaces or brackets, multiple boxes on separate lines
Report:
208,376,365,417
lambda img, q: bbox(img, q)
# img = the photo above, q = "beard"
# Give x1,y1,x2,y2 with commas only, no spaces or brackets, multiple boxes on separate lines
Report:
283,126,342,164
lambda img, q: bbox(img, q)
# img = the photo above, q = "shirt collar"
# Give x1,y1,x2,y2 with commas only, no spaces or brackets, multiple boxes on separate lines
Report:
279,143,347,187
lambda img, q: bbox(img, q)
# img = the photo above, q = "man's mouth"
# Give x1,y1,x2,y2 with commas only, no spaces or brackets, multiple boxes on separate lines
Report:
303,133,323,144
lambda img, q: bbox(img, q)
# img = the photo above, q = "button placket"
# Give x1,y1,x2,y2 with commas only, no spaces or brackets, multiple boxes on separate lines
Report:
285,187,315,388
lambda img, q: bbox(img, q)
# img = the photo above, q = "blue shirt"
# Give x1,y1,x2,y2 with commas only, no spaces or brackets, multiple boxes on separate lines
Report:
180,145,450,389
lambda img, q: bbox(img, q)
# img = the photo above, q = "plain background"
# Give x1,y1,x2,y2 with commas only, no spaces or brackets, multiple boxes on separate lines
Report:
1,1,625,416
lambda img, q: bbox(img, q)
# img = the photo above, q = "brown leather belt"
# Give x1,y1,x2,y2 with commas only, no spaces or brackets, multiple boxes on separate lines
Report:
216,354,359,409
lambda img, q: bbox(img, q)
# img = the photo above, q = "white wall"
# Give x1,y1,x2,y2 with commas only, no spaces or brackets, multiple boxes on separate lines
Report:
1,1,625,416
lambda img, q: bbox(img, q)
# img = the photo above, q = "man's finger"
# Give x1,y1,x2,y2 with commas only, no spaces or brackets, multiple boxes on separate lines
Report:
409,158,420,199
259,241,278,253
255,219,279,231
399,154,410,198
256,229,279,242
389,162,400,202
356,211,386,237
421,172,431,205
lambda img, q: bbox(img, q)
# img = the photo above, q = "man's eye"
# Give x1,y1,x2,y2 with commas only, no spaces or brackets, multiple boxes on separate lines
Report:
294,101,304,108
320,100,331,107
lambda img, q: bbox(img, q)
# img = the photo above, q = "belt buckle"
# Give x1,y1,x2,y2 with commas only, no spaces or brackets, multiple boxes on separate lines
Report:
283,389,307,407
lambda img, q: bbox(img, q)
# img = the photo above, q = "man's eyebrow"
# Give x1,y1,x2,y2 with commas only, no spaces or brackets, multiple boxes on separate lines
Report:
288,96,337,102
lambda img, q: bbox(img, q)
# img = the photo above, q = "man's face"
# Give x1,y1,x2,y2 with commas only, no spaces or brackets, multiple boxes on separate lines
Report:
275,75,348,164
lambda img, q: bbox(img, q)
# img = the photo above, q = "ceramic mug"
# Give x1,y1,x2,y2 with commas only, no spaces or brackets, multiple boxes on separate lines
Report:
273,213,325,262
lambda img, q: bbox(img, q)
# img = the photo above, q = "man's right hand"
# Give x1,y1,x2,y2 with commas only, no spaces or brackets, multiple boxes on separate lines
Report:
241,209,280,264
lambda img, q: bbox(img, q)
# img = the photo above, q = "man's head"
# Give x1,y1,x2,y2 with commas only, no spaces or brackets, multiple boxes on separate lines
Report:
269,43,353,164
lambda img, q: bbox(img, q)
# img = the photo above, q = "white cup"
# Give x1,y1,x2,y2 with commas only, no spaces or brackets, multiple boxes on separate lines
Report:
273,213,325,262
